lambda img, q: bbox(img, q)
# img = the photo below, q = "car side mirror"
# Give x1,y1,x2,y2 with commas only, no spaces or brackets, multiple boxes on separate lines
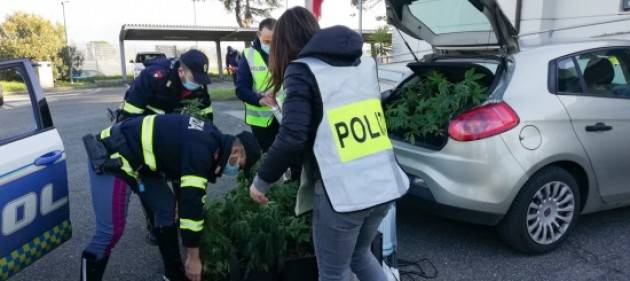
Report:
129,60,134,63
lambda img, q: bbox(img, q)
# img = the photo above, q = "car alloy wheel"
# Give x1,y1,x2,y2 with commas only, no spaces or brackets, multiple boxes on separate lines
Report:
526,181,575,245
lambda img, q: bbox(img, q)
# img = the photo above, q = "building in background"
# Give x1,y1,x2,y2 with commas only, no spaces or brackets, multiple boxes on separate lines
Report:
82,41,119,76
155,45,178,58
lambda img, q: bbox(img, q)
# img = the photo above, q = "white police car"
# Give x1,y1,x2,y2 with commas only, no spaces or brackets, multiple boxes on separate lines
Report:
0,59,71,280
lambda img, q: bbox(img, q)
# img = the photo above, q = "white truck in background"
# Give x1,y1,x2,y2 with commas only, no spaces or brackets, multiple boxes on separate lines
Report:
130,52,167,79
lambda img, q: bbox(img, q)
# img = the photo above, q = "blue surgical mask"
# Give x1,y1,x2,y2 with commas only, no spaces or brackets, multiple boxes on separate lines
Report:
182,79,200,91
223,160,240,176
261,43,271,54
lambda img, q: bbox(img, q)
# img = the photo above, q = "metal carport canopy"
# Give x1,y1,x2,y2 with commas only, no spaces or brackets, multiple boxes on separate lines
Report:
118,24,259,82
118,24,388,82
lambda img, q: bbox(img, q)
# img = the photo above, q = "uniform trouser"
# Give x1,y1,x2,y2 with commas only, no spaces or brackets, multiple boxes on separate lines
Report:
84,165,177,259
312,182,390,281
250,119,279,152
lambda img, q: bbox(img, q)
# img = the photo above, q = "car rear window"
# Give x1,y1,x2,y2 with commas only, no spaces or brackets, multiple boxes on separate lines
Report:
407,0,492,34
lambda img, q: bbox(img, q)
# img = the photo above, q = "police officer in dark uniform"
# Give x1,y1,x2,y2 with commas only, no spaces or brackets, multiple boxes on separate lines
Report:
120,49,214,120
115,49,215,244
81,114,262,281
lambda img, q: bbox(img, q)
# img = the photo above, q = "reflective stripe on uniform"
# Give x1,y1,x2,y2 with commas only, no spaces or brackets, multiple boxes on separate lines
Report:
141,115,157,171
122,101,145,114
200,106,213,115
244,103,274,127
100,127,112,139
180,218,204,232
180,175,208,190
146,105,165,115
110,152,138,179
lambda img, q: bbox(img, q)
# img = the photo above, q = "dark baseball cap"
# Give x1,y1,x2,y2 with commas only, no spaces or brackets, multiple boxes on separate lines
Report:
179,49,212,85
236,131,262,172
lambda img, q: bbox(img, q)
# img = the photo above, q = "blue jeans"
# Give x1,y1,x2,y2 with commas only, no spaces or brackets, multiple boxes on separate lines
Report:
312,182,390,281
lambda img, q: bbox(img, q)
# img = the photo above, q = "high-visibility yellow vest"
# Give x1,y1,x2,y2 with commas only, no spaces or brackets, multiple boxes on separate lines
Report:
295,57,409,213
243,47,275,127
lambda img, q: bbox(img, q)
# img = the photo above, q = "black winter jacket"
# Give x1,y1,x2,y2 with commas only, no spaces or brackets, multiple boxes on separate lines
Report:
254,25,364,192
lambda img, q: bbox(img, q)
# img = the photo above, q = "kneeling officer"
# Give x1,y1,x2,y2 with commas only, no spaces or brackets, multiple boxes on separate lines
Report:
81,114,261,281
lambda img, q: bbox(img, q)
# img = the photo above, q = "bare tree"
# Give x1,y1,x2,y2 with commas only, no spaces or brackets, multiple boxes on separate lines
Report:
218,0,282,28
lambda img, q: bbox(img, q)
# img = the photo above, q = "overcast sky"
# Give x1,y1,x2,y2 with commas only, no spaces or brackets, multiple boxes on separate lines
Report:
1,0,387,45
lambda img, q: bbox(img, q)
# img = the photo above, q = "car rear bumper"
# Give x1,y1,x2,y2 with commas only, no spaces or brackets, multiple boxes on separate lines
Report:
406,175,504,225
393,135,526,217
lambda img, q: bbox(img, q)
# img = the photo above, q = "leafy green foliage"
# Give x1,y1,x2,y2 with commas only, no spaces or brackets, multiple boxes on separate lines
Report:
0,12,66,79
0,81,27,94
201,158,312,279
181,98,206,120
59,45,85,80
218,0,282,28
385,69,488,144
370,26,392,57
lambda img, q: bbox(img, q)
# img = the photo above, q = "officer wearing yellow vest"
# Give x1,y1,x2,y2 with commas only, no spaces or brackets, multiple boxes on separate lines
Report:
249,8,409,281
235,18,281,151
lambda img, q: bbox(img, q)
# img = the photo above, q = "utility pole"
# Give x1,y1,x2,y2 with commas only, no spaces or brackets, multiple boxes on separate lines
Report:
305,0,312,12
193,0,198,25
61,1,73,84
358,0,363,35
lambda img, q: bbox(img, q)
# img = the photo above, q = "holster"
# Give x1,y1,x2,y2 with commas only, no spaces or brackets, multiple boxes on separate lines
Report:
83,134,120,175
107,108,124,123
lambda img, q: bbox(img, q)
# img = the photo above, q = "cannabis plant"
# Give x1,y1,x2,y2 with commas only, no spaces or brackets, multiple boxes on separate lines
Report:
181,98,206,120
385,69,488,144
202,158,312,279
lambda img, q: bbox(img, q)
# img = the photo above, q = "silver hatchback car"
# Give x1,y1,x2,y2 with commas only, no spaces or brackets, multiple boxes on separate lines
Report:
385,0,630,253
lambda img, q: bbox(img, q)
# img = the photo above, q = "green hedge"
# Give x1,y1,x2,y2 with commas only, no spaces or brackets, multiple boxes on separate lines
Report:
0,80,27,93
209,87,236,101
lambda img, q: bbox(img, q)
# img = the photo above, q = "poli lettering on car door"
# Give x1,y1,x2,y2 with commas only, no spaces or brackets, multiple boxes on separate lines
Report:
0,59,71,280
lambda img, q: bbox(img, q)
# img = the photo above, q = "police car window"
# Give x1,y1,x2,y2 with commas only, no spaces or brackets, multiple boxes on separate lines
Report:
0,67,37,142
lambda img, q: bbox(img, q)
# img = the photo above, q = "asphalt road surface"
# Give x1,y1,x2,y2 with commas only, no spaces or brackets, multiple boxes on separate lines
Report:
4,87,630,281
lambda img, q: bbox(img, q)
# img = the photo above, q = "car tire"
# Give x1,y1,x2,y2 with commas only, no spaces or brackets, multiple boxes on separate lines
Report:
498,166,581,254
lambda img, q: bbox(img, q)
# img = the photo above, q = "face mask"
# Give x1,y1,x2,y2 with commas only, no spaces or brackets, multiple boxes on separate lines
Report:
182,78,200,91
261,43,271,54
223,161,240,176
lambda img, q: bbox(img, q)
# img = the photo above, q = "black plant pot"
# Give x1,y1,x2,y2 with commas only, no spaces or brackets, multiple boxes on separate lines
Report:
227,256,280,281
280,256,318,281
242,271,279,281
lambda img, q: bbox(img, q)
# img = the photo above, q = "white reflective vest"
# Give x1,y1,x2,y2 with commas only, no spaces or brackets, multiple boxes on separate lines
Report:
295,57,409,212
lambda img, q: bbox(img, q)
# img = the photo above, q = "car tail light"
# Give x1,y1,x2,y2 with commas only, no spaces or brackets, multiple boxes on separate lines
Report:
448,102,519,142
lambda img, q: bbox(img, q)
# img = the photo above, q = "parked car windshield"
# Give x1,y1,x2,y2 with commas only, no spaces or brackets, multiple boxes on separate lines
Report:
136,53,166,63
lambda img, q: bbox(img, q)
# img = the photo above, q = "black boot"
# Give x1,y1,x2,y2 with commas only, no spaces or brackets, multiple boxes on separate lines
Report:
154,226,189,281
80,251,109,281
140,196,158,246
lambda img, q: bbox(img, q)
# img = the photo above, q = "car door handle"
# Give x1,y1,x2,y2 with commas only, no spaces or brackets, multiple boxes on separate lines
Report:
585,123,613,132
34,150,63,166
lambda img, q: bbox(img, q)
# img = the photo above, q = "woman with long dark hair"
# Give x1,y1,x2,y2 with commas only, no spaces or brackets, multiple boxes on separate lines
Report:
249,7,409,281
